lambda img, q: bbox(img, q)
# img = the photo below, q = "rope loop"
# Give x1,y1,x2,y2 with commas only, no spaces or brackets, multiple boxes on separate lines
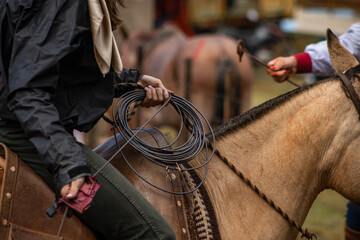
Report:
111,88,215,194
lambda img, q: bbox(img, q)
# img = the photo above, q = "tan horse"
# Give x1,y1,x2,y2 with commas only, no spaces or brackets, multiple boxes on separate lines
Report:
94,29,360,239
118,24,254,129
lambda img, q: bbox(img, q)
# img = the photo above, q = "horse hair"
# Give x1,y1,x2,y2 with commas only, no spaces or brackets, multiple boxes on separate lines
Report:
211,65,360,139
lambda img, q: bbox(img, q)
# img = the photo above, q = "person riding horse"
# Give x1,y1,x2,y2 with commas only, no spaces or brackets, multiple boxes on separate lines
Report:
266,22,360,240
0,0,176,239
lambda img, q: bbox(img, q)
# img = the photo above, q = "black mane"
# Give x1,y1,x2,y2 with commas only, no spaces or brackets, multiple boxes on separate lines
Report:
212,78,333,139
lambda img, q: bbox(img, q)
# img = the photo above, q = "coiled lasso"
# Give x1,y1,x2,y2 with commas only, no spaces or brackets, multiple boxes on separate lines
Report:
99,85,215,194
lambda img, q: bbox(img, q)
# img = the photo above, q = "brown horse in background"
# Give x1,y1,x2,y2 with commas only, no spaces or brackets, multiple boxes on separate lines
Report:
117,24,254,130
83,24,254,147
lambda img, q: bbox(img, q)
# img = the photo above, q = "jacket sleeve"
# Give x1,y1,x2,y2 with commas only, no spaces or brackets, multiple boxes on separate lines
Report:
113,68,144,97
6,1,92,194
304,22,360,77
8,88,91,194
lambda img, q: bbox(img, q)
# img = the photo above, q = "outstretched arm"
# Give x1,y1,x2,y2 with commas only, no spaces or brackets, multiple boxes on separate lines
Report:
267,22,360,82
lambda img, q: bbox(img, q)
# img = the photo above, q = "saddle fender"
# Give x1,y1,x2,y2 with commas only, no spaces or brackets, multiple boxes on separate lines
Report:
0,142,97,240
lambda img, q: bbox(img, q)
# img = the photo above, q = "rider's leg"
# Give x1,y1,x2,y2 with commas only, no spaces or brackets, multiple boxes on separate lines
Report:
345,201,360,240
0,120,175,240
77,144,176,240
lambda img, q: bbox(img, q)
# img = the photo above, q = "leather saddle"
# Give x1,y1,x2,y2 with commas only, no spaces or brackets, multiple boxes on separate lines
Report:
0,142,96,240
0,127,199,240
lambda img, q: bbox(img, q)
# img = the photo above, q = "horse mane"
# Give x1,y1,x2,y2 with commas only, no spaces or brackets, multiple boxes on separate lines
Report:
212,77,336,139
212,65,360,139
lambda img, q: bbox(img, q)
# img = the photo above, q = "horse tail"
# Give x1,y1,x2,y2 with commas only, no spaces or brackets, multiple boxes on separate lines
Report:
226,59,242,118
213,59,227,126
214,58,241,126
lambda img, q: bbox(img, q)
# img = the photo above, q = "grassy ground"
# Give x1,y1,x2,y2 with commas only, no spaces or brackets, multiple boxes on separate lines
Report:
300,190,347,240
252,66,348,240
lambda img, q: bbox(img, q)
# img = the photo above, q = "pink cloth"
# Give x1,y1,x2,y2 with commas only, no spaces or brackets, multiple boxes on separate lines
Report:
57,176,101,214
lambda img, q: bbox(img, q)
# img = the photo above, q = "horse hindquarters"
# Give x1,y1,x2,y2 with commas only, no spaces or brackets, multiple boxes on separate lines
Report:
0,143,97,240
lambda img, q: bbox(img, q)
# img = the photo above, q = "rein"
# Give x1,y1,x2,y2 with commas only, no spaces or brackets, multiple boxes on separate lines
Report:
236,39,301,88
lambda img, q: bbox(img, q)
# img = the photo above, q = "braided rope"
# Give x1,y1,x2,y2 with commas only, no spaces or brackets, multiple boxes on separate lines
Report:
182,170,214,240
207,140,317,240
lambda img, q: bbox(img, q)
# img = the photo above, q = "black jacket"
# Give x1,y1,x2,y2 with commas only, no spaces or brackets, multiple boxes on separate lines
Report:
0,0,142,193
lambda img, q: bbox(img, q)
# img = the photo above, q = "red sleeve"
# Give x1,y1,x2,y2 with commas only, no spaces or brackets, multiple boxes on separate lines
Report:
293,53,312,73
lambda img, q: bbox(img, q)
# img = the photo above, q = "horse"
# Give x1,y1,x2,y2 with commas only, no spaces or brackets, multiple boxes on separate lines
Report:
2,29,359,239
93,29,360,239
117,23,254,128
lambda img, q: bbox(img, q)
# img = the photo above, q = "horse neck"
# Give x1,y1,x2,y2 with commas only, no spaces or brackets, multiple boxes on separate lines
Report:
196,79,360,238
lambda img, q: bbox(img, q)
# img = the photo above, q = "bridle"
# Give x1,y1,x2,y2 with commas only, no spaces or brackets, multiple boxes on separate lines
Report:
336,70,360,118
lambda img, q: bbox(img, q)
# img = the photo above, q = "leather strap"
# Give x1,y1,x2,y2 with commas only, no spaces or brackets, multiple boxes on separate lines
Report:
336,71,360,119
170,170,192,240
0,142,19,240
143,128,193,239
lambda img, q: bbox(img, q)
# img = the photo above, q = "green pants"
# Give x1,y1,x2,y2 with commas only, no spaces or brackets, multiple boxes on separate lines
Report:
0,120,175,240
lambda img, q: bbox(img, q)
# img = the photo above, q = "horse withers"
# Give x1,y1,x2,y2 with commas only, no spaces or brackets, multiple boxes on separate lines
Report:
94,29,360,239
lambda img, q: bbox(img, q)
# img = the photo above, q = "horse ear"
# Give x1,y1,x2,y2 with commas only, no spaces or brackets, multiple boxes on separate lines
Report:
327,28,359,73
